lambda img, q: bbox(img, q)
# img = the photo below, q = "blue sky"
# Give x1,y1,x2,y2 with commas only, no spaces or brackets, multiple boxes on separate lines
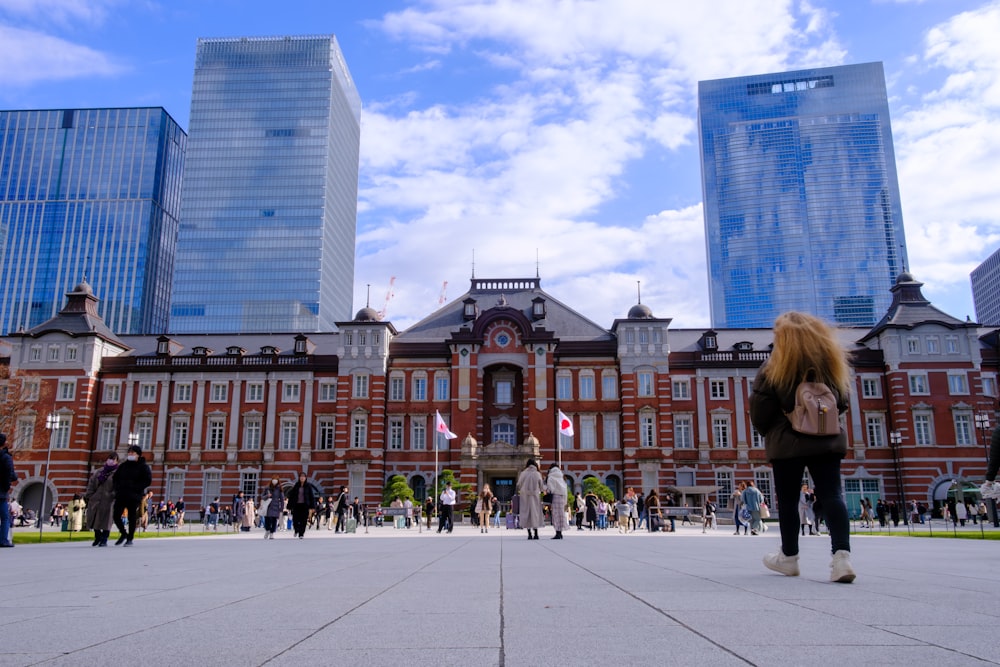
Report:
2,0,998,331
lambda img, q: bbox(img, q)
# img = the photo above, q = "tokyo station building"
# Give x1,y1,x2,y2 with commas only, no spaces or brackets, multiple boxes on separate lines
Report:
1,272,996,519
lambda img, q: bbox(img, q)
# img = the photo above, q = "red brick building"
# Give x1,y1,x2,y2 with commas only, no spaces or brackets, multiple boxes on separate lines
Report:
1,273,996,519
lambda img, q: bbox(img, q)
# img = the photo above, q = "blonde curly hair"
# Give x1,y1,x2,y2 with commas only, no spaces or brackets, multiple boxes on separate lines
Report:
761,311,851,396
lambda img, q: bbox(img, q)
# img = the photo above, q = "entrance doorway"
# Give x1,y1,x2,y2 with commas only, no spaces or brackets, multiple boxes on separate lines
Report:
491,477,515,514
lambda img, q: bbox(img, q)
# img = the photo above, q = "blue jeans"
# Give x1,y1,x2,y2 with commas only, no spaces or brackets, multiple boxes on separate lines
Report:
0,497,11,545
597,514,607,529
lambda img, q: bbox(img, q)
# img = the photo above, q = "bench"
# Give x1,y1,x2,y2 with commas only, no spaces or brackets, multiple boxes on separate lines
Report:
372,506,421,528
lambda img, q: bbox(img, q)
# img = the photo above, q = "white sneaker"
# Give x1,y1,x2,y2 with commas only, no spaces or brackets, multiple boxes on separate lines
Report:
830,550,856,583
763,551,800,576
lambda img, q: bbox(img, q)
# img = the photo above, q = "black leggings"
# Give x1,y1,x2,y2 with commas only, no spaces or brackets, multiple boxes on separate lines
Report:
772,454,850,557
113,498,139,541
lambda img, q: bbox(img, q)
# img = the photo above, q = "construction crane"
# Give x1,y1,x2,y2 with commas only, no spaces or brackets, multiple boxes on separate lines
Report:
377,276,396,320
438,280,448,306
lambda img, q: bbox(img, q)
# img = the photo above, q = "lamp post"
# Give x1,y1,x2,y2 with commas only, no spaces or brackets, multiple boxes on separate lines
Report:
974,412,999,527
39,414,62,541
888,430,905,525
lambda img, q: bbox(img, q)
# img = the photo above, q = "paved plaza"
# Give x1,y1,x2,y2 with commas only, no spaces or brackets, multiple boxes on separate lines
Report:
1,522,998,667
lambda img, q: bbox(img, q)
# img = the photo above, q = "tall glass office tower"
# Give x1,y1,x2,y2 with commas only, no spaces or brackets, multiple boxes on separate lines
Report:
0,108,185,335
170,35,361,334
698,62,908,328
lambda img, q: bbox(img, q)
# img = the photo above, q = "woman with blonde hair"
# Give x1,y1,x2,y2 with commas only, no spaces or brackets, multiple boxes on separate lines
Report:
475,484,494,533
750,311,855,583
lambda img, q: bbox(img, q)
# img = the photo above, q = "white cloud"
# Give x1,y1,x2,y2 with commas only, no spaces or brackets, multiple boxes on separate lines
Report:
0,0,122,26
0,25,125,85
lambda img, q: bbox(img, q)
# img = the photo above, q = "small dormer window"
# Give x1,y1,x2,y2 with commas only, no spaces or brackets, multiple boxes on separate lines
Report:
226,346,244,356
261,346,278,355
532,297,546,320
294,334,308,355
156,336,171,356
705,336,717,349
192,346,209,356
735,341,753,352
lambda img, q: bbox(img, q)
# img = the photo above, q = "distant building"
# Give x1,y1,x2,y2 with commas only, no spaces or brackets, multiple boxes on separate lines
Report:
971,247,1000,326
0,107,185,335
3,273,995,524
170,35,361,334
698,62,909,328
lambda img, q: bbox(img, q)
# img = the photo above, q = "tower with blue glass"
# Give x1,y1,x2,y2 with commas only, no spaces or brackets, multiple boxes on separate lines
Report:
698,62,908,328
0,107,185,335
170,35,361,334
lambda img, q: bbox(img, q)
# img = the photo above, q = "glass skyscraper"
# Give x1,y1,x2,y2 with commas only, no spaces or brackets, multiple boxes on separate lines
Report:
971,247,1000,326
0,107,185,335
698,62,908,328
170,35,361,334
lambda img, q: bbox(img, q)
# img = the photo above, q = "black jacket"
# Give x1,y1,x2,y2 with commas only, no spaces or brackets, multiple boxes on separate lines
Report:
749,369,848,461
112,457,152,503
287,481,317,509
1,447,15,497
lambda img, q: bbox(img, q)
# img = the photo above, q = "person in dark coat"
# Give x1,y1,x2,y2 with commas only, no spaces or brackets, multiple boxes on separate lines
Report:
262,479,285,539
84,452,118,546
750,311,855,583
111,445,152,546
1,433,17,548
286,473,317,539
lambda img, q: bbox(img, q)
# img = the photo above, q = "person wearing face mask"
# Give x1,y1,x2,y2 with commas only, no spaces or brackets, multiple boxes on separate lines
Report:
84,452,119,546
263,478,285,540
286,473,316,539
111,445,152,547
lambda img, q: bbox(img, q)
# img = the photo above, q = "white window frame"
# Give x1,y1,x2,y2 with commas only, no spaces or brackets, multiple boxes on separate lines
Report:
947,373,968,395
389,375,405,401
639,412,656,447
243,418,262,451
412,419,427,450
246,382,264,403
709,378,728,400
353,374,369,399
908,373,929,395
170,417,189,450
434,375,449,402
601,373,617,400
388,417,404,450
712,415,731,448
207,417,226,450
97,418,117,451
412,375,427,401
279,416,299,450
602,414,619,449
861,377,881,399
865,414,885,447
174,382,192,403
580,415,596,450
913,412,934,446
210,382,228,403
58,380,76,401
351,414,367,448
103,383,121,403
637,371,654,398
672,378,691,400
317,417,336,450
318,382,337,402
556,372,573,400
282,381,301,403
578,372,595,400
674,415,693,449
134,417,153,450
954,412,973,446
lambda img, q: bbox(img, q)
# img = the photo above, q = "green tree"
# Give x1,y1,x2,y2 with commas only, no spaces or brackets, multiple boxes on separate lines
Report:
431,469,473,509
381,475,414,506
582,476,614,503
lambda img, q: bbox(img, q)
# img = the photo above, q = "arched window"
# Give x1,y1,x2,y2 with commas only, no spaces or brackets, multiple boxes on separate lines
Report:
411,475,426,501
605,474,622,499
493,422,516,445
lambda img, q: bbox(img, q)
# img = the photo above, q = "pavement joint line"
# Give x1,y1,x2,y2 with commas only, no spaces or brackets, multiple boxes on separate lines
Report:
259,537,471,666
536,541,758,667
498,534,506,667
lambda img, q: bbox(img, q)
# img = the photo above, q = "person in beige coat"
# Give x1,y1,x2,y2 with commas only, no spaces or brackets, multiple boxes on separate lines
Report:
517,458,545,540
67,493,86,532
84,453,118,547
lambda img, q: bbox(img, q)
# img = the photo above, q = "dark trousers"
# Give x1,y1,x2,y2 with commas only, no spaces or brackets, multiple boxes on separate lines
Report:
264,516,278,533
772,454,850,557
335,510,347,532
113,497,139,541
291,506,309,536
438,505,453,532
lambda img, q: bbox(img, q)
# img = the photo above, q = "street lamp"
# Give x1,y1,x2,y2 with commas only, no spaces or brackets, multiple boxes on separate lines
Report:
974,412,999,527
39,413,62,541
888,430,905,524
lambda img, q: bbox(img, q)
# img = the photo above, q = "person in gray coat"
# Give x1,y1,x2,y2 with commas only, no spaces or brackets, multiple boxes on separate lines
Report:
517,458,545,540
262,479,285,539
84,452,118,547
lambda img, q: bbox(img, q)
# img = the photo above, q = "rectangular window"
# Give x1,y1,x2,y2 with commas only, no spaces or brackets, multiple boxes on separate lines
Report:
30,345,41,361
412,420,427,451
495,380,512,405
602,374,617,400
58,380,75,401
210,382,228,403
207,418,226,450
412,376,427,401
754,471,773,507
318,382,337,402
317,418,336,450
97,419,117,451
165,472,184,505
750,426,765,449
389,376,404,401
914,413,933,446
66,346,78,361
16,418,34,450
906,337,920,354
602,415,619,449
353,375,369,399
716,471,734,507
639,413,655,447
945,336,959,353
388,418,404,450
243,419,261,450
672,379,691,400
580,415,596,450
947,374,968,395
280,418,298,450
203,472,221,510
135,418,153,450
240,472,259,501
926,336,939,354
861,377,881,399
865,414,885,447
637,371,654,397
674,415,693,449
352,415,367,448
984,375,998,397
246,382,264,403
709,378,728,400
282,382,301,402
712,416,730,448
174,383,192,402
171,418,189,450
103,383,121,403
23,380,40,401
435,376,449,402
954,413,973,446
556,374,573,400
579,374,595,400
52,416,70,448
908,373,929,395
48,345,60,361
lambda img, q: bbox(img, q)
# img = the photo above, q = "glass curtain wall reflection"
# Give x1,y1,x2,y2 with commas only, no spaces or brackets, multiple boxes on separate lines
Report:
698,62,908,328
0,108,185,334
170,35,361,334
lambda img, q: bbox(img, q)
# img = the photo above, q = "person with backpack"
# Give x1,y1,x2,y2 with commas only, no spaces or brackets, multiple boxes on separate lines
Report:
750,311,855,583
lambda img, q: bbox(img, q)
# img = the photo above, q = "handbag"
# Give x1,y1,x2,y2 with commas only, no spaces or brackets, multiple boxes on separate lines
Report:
541,493,553,504
760,502,771,519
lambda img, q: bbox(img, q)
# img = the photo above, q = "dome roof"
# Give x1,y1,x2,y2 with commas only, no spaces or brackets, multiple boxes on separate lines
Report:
72,281,94,295
627,303,654,319
896,271,915,284
354,307,380,322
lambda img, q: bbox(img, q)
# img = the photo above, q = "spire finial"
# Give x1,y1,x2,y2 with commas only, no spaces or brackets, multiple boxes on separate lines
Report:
636,280,642,304
366,284,371,308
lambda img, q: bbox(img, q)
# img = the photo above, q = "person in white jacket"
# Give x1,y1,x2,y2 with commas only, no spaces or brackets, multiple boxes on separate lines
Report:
545,464,569,540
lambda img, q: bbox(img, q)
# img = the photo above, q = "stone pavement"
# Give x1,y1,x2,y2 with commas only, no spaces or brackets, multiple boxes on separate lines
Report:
1,523,998,667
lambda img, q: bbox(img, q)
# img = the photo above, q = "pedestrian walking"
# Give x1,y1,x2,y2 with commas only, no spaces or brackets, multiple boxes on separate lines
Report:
111,444,152,547
84,452,118,547
517,459,544,540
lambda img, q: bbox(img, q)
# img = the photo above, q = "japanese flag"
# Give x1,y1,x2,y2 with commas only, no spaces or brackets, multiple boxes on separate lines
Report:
435,410,457,439
558,409,574,438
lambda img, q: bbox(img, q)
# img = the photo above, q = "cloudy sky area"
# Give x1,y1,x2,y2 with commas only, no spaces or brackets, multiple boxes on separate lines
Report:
1,0,998,330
